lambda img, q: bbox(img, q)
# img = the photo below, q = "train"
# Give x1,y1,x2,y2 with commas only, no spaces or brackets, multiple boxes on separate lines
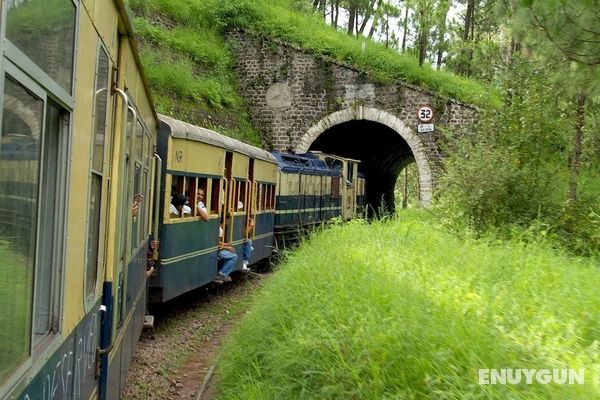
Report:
0,1,365,399
149,115,365,303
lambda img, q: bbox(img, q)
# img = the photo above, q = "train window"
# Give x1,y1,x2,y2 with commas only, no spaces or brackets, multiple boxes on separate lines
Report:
194,177,207,216
85,45,110,299
92,47,109,172
169,175,192,218
35,100,66,345
210,178,220,214
347,162,354,183
257,184,263,211
143,132,150,167
0,72,69,380
270,184,276,210
0,76,44,381
132,163,142,245
135,119,144,162
263,184,268,210
6,0,77,93
125,108,134,155
332,177,341,198
238,181,246,211
325,157,343,172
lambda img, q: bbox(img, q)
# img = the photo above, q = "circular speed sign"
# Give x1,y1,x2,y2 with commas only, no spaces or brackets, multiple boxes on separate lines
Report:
417,105,434,123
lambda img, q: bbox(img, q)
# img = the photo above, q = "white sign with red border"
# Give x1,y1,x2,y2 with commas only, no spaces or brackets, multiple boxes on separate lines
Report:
417,104,434,123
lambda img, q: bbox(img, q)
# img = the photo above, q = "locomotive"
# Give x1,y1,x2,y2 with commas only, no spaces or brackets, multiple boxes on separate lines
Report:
0,1,364,399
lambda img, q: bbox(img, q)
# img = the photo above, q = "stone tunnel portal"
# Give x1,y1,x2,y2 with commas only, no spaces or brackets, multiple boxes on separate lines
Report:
307,120,416,216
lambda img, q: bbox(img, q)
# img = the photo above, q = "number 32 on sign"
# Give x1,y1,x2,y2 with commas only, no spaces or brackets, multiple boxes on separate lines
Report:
417,104,434,123
417,104,434,132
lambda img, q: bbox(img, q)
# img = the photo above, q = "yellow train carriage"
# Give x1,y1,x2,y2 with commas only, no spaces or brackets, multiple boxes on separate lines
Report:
151,115,277,303
0,1,158,399
311,151,361,220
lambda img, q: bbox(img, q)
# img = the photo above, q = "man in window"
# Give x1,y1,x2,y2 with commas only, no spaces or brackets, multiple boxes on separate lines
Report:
196,188,209,222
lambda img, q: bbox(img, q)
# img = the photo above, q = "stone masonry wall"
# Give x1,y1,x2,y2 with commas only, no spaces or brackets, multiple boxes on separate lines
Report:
228,30,477,178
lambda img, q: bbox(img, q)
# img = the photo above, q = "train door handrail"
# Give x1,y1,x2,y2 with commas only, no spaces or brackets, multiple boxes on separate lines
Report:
96,86,129,367
152,153,162,259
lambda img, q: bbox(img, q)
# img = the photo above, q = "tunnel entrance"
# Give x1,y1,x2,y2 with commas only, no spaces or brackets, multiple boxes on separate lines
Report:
307,120,416,216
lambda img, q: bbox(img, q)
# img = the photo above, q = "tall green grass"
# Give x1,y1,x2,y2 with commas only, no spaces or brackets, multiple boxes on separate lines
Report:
216,212,599,399
128,0,262,145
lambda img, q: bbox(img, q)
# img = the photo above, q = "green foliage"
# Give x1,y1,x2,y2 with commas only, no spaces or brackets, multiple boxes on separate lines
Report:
139,50,236,108
394,162,421,209
134,19,230,69
216,213,600,399
127,0,262,145
237,0,499,107
129,0,499,111
438,57,600,255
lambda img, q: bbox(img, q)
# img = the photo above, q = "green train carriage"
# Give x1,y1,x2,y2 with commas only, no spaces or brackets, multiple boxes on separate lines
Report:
0,1,159,399
150,115,278,303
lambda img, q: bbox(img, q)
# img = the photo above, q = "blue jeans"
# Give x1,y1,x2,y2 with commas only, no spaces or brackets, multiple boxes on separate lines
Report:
243,239,253,262
218,249,238,276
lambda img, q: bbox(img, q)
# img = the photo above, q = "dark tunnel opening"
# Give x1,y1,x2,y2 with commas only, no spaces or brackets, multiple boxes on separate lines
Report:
307,120,416,216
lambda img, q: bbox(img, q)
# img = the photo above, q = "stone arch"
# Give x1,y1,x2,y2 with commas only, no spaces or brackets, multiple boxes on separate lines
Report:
296,106,433,205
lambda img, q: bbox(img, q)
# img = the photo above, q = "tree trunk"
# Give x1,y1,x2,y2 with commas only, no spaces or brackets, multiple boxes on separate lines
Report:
359,0,380,35
458,0,475,75
436,0,450,70
401,3,409,51
348,6,356,35
568,92,586,202
332,0,339,27
463,0,474,41
418,30,428,66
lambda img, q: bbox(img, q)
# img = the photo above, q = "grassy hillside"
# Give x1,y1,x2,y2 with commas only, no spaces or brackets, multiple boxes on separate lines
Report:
127,0,499,147
216,212,599,399
128,0,261,145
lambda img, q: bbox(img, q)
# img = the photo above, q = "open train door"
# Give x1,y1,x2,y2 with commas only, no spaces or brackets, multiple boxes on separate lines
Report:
221,151,234,243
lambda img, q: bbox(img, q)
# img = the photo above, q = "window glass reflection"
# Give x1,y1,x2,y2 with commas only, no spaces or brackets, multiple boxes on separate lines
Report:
6,0,76,93
0,76,43,384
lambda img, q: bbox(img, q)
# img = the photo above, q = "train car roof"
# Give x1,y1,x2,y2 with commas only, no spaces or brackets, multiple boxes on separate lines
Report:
309,150,361,163
271,151,340,176
159,114,277,164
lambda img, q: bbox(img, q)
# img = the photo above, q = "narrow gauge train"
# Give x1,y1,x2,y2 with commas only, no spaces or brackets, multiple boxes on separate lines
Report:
148,116,366,303
0,1,366,399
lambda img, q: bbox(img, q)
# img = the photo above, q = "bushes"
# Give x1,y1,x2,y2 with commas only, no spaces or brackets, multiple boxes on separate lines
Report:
438,62,600,256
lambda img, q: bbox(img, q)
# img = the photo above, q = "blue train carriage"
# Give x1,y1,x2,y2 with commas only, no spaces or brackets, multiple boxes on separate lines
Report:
309,151,362,220
0,1,159,399
150,115,277,303
271,152,342,244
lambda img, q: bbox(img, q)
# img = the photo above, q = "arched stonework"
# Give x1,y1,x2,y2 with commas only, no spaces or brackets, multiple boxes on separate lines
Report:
295,106,433,206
